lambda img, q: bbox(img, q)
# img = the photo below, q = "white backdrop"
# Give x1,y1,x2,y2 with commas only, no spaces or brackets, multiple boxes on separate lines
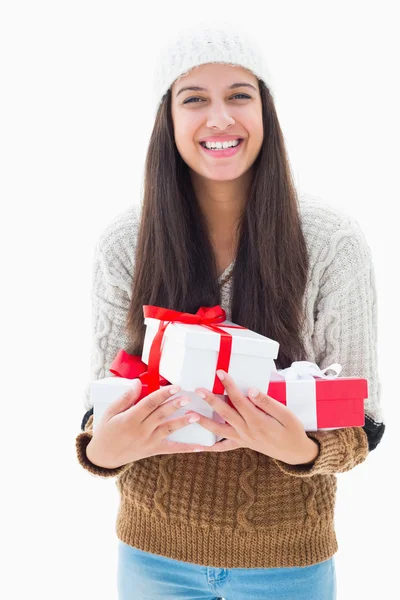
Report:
1,1,398,599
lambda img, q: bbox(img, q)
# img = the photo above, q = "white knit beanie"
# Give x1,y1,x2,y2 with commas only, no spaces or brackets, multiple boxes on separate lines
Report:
151,20,275,117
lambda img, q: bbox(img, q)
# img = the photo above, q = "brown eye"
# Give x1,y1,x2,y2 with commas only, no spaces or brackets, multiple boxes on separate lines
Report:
183,94,251,105
183,97,203,104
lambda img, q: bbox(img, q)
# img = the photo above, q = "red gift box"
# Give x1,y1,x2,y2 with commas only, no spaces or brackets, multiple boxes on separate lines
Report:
266,362,367,430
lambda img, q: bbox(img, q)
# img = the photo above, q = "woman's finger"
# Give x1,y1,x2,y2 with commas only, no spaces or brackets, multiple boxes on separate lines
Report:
194,385,248,429
247,387,295,427
185,411,238,440
214,370,281,425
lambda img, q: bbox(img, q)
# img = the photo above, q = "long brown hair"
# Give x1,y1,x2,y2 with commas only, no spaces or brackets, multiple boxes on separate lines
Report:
125,79,309,369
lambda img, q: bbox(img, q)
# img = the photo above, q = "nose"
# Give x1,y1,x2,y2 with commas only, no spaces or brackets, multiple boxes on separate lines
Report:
206,102,235,130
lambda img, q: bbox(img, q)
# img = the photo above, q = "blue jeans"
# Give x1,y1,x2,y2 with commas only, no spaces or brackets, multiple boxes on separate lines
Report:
117,540,337,600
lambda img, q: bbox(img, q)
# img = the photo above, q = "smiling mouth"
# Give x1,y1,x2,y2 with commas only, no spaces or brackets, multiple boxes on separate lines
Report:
198,139,245,157
199,138,243,150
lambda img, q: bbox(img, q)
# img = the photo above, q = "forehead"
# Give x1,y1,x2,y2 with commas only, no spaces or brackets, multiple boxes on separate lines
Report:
171,63,258,92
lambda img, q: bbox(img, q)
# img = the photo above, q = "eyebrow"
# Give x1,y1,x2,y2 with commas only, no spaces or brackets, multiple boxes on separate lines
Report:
176,82,257,97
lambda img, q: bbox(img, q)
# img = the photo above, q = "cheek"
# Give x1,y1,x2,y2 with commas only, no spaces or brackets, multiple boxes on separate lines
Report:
174,122,198,151
248,124,264,155
244,108,263,139
248,116,263,139
175,136,195,161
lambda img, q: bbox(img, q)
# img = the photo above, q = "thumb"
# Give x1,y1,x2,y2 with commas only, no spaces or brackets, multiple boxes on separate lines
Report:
106,378,142,417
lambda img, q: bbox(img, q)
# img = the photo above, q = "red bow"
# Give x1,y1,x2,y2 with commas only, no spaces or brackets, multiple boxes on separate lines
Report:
143,304,247,394
109,350,171,404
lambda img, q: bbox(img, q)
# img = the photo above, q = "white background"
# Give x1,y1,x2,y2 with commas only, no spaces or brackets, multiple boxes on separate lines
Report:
1,1,399,599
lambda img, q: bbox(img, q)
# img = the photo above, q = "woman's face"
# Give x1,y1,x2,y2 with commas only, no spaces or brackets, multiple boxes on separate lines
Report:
171,63,263,182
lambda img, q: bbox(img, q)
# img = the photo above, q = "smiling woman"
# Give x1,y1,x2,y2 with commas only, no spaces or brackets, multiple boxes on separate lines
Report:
166,63,267,286
171,64,264,200
75,19,384,600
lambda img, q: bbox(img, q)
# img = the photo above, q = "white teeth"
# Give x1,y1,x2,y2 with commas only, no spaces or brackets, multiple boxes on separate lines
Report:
201,139,241,150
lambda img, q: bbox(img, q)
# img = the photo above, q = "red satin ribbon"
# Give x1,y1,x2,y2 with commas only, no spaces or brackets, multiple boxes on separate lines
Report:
143,304,247,394
109,349,170,386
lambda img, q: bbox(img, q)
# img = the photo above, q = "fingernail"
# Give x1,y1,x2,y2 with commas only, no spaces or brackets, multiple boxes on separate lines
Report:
248,386,260,398
196,390,206,399
188,414,200,423
179,398,190,406
216,370,225,380
169,386,180,394
194,448,203,452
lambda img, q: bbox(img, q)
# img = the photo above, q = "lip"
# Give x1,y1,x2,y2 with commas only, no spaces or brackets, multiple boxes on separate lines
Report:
199,139,244,158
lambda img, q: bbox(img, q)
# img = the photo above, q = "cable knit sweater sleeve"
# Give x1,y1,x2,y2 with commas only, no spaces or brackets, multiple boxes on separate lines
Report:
272,215,385,477
75,208,139,478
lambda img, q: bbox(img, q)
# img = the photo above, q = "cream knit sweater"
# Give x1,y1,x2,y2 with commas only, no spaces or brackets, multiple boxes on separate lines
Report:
75,193,385,568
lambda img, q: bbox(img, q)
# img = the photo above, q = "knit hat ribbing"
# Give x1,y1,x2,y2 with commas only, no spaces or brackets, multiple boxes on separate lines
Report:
151,21,274,117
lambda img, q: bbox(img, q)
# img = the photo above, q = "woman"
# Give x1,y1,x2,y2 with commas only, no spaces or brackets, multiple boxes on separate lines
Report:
75,21,385,600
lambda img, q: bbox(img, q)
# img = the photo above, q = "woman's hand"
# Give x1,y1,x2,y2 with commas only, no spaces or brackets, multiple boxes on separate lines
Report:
86,380,216,469
187,370,320,465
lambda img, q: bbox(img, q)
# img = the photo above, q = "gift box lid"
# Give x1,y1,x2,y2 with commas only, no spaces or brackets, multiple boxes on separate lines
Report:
144,317,279,359
268,373,368,401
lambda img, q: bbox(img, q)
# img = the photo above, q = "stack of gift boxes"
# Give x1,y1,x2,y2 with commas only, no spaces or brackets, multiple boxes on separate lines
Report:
90,304,367,446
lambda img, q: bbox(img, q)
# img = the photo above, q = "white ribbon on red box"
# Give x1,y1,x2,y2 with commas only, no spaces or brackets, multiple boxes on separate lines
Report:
273,361,342,431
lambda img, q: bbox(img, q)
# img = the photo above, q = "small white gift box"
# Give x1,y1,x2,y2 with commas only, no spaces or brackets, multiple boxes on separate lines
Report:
90,377,227,446
90,378,136,431
142,316,279,395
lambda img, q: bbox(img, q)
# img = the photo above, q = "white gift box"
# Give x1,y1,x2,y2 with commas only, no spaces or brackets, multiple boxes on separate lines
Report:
91,378,137,431
90,377,227,446
142,317,279,395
